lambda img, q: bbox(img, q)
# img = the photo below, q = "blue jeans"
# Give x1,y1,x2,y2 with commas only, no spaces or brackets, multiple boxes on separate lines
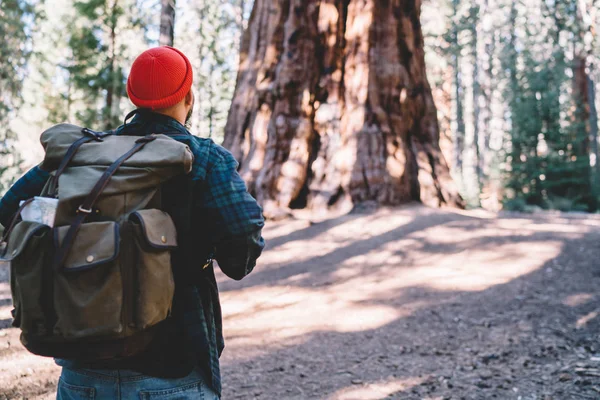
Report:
56,366,219,399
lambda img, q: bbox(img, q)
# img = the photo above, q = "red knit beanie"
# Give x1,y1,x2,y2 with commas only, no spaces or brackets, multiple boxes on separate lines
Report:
127,46,193,110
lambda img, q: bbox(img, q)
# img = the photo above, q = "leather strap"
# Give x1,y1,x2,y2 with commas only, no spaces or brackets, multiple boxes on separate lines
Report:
52,135,158,271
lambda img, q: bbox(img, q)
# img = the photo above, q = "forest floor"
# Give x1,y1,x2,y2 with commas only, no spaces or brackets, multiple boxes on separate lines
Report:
1,204,600,400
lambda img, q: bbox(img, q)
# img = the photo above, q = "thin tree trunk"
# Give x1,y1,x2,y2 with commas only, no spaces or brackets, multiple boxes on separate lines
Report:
159,0,176,46
589,72,600,180
573,56,592,156
572,0,594,198
577,0,599,189
208,62,215,138
433,68,455,180
451,0,465,177
238,0,246,32
67,73,73,121
471,4,482,193
507,1,521,179
105,0,118,130
224,0,463,217
482,0,493,176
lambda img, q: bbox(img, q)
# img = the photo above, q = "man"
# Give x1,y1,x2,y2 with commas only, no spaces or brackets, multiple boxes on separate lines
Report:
0,46,265,399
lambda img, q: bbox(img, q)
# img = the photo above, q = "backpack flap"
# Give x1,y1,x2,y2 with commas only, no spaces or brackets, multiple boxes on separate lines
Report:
129,209,177,250
1,221,50,261
54,222,119,271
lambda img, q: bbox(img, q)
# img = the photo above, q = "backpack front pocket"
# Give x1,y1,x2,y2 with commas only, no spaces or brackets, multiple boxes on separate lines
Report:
128,209,176,330
54,221,123,338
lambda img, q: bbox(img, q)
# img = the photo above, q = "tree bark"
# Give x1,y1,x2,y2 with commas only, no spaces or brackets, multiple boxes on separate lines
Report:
507,1,521,177
573,55,592,156
237,0,246,33
105,0,119,130
574,0,599,187
470,3,483,193
481,0,494,178
432,67,454,179
224,0,463,217
589,72,600,180
159,0,176,46
451,0,465,178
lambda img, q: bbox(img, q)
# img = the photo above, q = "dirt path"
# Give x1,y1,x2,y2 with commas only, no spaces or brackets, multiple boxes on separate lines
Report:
2,205,600,399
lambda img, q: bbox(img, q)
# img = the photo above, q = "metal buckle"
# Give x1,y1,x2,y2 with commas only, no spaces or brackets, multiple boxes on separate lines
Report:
77,206,93,214
202,259,213,269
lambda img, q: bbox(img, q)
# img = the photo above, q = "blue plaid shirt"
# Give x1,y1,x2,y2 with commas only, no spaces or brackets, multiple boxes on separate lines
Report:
0,110,265,396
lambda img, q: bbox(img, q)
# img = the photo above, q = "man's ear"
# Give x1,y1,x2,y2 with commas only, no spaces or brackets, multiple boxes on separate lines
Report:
185,90,193,107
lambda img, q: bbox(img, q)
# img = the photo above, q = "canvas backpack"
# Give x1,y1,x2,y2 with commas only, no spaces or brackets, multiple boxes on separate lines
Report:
0,123,193,361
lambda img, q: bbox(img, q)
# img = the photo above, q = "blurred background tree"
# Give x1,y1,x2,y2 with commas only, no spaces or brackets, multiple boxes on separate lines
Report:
0,0,38,193
423,0,600,212
2,0,600,215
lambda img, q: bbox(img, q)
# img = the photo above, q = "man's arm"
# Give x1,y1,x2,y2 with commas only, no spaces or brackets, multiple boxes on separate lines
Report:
0,166,50,229
201,146,265,281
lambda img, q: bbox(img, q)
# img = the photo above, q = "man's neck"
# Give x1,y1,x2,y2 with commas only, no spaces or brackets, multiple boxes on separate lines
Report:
153,109,185,125
130,109,185,130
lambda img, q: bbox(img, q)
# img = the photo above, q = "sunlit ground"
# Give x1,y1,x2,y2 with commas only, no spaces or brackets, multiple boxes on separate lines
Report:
217,205,600,399
1,204,599,399
219,206,570,353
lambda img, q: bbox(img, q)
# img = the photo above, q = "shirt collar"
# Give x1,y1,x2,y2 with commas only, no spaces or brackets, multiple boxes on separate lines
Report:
119,109,191,136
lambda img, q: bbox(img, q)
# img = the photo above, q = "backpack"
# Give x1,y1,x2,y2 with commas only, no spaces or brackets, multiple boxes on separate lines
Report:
0,123,193,361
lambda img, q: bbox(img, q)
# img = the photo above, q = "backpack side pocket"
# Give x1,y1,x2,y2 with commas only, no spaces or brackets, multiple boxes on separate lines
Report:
5,221,53,336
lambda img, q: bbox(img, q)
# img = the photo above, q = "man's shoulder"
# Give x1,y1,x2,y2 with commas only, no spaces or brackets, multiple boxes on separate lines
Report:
175,136,237,180
184,136,234,162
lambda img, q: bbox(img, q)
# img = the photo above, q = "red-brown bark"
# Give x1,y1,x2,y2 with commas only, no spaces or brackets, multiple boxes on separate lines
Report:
225,0,463,217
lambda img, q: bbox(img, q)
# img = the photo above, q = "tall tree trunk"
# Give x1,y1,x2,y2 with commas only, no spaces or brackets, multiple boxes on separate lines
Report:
470,3,484,194
451,0,465,178
433,68,454,178
572,0,596,201
236,0,246,33
159,0,176,46
224,0,463,217
589,72,600,180
507,1,521,183
481,0,493,177
105,0,118,130
575,0,599,189
573,55,592,157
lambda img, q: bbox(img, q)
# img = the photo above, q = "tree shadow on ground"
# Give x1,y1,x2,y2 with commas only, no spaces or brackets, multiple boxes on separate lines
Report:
219,207,469,292
219,209,600,400
264,213,366,252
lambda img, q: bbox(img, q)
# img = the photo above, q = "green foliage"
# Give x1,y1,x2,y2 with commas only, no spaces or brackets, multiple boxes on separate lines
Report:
178,0,245,141
503,196,528,212
67,0,127,129
502,0,597,212
0,0,37,194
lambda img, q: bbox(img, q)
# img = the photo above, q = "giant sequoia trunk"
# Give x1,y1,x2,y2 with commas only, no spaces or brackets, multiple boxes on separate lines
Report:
224,0,463,217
